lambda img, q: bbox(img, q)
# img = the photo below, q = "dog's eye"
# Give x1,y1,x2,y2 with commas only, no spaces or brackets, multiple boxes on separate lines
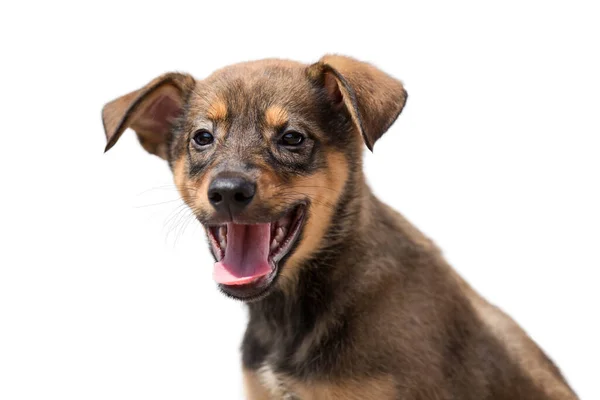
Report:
192,130,214,147
279,131,304,147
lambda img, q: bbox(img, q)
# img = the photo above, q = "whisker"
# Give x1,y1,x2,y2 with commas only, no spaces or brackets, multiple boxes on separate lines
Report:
135,184,196,196
134,198,185,208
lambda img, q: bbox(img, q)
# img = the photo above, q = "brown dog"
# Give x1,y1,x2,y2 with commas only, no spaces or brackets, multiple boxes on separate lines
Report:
102,55,578,399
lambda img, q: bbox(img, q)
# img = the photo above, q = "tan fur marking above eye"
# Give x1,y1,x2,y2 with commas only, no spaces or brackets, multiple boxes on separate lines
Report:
264,105,288,128
206,99,228,121
279,151,349,283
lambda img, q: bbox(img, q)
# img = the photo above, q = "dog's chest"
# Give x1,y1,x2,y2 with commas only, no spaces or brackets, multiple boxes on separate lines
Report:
257,363,298,399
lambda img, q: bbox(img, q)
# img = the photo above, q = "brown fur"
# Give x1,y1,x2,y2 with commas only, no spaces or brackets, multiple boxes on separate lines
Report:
277,152,349,286
102,55,578,399
291,376,397,400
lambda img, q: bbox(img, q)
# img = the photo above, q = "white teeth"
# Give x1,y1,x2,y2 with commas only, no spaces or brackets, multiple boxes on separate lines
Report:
276,227,286,242
270,225,288,252
270,239,279,251
218,226,227,249
278,215,291,227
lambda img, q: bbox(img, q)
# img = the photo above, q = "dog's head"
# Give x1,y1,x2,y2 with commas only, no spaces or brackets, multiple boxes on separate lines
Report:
102,55,407,301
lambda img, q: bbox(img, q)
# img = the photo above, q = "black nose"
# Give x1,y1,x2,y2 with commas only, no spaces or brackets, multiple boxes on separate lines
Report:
208,173,256,214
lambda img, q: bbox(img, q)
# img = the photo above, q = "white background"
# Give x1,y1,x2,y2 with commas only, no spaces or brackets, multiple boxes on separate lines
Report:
1,1,598,399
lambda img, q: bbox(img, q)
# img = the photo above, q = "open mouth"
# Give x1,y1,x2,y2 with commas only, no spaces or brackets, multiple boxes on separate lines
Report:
205,204,306,298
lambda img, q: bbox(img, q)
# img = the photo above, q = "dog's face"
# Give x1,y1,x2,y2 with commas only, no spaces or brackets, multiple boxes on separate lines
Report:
102,55,407,301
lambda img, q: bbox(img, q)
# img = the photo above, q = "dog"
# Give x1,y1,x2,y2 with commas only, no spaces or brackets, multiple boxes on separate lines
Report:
102,55,578,399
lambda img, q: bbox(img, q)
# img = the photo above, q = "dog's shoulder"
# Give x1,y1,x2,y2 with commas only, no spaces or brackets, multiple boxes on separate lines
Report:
463,283,578,399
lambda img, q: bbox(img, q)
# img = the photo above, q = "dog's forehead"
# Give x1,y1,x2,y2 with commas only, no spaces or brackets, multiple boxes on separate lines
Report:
206,58,307,83
196,59,314,116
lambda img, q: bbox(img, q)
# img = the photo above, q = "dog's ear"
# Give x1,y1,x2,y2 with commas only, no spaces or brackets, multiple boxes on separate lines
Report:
102,73,195,159
308,55,407,151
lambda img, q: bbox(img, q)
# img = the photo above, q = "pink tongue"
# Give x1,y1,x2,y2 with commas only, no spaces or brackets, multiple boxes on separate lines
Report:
213,223,272,285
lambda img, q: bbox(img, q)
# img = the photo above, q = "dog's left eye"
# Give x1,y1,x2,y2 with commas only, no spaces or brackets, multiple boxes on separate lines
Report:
192,129,214,147
279,131,304,147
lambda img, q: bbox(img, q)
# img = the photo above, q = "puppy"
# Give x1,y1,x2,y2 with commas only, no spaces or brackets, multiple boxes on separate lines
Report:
102,55,578,399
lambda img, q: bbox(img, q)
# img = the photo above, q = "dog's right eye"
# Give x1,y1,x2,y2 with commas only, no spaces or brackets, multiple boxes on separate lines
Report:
192,130,214,147
279,131,305,147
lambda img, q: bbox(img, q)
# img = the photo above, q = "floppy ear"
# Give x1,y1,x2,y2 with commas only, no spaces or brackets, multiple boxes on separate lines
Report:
308,55,407,151
102,72,195,159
